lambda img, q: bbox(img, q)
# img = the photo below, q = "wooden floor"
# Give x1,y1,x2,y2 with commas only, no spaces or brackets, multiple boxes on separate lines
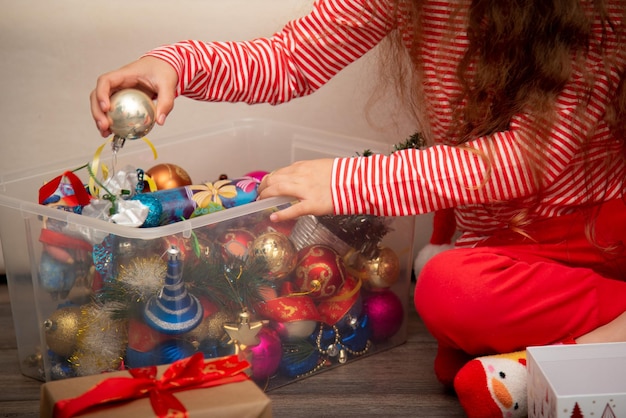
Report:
0,277,465,417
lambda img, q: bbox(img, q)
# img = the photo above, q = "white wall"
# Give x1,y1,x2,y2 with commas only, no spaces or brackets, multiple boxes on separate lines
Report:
0,0,432,273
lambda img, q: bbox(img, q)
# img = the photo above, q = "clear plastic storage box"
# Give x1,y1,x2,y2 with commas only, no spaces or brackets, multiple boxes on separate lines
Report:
0,119,415,390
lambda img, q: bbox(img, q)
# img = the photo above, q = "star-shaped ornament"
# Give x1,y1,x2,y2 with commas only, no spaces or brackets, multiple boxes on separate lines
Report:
223,310,263,347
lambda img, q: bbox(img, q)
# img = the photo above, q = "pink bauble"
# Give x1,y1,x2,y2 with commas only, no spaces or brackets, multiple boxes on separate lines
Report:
247,327,282,381
362,289,404,342
244,170,270,182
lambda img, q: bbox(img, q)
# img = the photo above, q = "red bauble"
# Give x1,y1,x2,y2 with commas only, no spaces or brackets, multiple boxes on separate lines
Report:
362,289,404,342
127,318,169,353
293,244,347,300
216,228,256,260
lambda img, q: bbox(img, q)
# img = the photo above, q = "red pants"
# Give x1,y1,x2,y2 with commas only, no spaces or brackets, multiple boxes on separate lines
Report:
414,198,626,355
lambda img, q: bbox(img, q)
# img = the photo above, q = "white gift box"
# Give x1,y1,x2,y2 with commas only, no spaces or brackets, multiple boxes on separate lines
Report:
527,343,626,417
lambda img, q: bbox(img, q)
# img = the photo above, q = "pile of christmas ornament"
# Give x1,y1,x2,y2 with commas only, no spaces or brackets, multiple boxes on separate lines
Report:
36,162,406,387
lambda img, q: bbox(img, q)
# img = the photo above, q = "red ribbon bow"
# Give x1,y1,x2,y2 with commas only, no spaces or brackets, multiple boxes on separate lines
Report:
53,354,250,418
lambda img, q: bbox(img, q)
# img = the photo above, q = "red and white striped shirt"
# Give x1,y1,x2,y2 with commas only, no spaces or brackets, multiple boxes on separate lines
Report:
147,0,626,246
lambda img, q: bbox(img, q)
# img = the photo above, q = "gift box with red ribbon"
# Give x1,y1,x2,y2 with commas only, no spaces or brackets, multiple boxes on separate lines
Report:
40,353,272,418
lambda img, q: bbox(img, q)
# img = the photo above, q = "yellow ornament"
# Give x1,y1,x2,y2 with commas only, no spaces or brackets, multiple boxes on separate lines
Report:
224,310,264,348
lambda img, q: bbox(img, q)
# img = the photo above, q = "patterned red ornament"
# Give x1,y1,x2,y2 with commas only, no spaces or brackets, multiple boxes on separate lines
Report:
216,228,256,260
293,244,347,300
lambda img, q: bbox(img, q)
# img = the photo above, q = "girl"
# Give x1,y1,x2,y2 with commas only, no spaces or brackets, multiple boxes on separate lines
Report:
91,1,626,416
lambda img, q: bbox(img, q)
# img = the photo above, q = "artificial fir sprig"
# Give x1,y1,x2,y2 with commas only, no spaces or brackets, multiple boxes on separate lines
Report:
393,131,426,152
183,246,273,314
358,131,426,157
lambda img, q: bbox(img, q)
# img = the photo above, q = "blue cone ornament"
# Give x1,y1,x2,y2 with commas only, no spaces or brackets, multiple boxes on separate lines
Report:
143,245,203,334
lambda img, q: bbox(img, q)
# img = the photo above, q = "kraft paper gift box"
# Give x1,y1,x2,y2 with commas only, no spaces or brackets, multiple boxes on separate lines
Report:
40,353,272,418
527,342,626,418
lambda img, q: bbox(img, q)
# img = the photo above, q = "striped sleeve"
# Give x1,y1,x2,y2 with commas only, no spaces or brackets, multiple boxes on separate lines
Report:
331,130,537,217
145,0,395,104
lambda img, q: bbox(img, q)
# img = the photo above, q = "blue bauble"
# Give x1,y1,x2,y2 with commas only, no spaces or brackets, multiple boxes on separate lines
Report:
157,339,197,364
125,347,158,368
280,347,320,378
39,252,76,295
196,338,220,359
125,339,196,368
48,353,76,380
340,315,371,352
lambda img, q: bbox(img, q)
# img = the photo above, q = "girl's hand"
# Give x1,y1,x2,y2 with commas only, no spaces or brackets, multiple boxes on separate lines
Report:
89,57,178,137
258,159,335,222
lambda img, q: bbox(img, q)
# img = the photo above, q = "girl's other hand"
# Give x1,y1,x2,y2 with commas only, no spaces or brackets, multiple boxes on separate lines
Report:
258,159,335,222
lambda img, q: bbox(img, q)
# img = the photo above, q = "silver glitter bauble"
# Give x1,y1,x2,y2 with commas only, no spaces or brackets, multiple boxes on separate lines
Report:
107,89,156,150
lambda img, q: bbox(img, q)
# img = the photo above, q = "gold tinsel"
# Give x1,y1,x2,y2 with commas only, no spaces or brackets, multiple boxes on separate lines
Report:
116,255,167,300
70,302,128,376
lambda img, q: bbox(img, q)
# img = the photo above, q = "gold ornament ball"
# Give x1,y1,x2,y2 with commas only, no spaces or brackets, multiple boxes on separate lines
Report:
252,232,298,280
146,163,193,190
357,246,401,289
107,88,156,140
43,306,82,357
